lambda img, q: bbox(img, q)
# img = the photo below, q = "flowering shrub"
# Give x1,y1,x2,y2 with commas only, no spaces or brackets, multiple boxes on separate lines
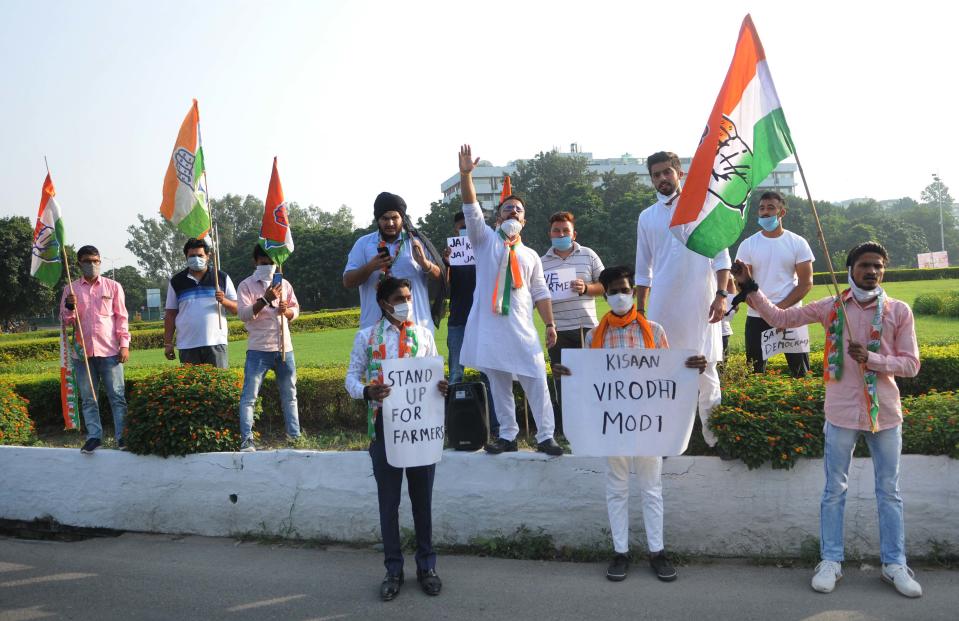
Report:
901,390,959,458
125,365,254,457
0,383,36,446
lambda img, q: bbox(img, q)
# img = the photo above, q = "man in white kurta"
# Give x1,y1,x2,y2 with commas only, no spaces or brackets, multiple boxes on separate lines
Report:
457,144,563,456
635,152,731,448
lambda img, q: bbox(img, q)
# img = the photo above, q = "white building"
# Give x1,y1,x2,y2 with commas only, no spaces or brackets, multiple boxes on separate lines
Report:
441,144,798,206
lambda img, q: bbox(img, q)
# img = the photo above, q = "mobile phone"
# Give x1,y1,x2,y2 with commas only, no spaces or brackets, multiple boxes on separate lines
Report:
377,246,390,259
271,272,283,287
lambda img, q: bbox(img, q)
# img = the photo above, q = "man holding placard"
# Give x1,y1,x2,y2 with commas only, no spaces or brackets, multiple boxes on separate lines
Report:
345,277,449,601
540,211,605,430
735,191,814,377
554,266,706,583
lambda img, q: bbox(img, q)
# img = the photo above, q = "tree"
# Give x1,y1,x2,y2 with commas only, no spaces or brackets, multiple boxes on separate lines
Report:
125,214,189,282
111,265,150,317
920,176,954,209
0,216,58,330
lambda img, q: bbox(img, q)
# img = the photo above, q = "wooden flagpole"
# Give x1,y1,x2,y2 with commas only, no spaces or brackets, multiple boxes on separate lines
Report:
195,107,223,328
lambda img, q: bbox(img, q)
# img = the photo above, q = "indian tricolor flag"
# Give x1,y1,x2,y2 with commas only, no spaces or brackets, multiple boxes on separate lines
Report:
671,15,795,258
161,99,211,238
59,324,81,431
259,157,294,265
30,173,65,287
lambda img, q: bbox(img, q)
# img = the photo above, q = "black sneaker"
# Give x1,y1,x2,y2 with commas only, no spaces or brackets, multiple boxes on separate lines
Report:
649,550,678,581
380,571,404,601
607,553,630,581
536,438,564,456
416,568,442,596
116,439,127,451
484,437,518,454
80,438,101,454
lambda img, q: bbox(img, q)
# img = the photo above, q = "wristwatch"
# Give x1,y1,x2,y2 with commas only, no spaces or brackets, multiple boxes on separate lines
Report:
545,323,555,328
716,289,727,298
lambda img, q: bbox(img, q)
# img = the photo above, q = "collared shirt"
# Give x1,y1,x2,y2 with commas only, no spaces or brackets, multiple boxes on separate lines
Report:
540,242,605,331
59,277,131,357
448,263,477,327
344,231,433,331
345,320,439,400
585,315,669,350
236,275,300,353
747,290,920,431
165,268,237,349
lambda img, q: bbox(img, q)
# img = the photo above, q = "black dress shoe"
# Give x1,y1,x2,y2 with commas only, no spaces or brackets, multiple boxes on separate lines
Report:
536,438,564,456
416,568,442,596
649,550,677,582
380,571,404,601
484,437,518,454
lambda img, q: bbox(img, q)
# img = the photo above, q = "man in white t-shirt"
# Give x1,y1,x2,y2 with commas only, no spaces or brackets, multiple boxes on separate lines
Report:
734,191,814,377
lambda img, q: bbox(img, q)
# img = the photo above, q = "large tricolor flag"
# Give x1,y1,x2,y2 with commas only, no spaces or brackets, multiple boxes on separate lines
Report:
30,173,65,287
161,99,211,238
670,15,795,258
59,325,81,430
259,157,294,265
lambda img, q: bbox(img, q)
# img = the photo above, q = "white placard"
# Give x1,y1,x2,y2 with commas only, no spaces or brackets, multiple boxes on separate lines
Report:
545,267,577,301
380,356,446,468
760,325,810,360
560,348,700,456
446,236,475,266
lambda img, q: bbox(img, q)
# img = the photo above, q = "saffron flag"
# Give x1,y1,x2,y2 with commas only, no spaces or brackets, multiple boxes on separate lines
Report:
500,175,512,204
670,15,795,258
259,157,294,265
30,173,65,287
161,99,211,238
59,324,81,430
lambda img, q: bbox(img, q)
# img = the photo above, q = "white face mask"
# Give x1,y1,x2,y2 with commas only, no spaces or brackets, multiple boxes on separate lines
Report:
389,302,412,323
187,256,207,271
847,269,882,303
254,264,276,283
656,190,679,205
607,293,634,315
499,218,523,239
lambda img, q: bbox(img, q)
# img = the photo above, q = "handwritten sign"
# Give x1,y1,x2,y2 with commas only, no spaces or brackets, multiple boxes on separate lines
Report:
545,267,577,301
380,356,446,468
761,325,810,360
446,236,475,266
560,348,699,456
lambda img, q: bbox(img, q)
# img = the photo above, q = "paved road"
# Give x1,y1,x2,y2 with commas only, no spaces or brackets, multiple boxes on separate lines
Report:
0,534,956,620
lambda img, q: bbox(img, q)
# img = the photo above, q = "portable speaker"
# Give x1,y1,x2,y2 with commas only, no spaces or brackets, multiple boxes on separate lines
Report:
445,381,490,451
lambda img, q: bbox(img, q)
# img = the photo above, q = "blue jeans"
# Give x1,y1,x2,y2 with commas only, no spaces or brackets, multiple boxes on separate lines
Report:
239,350,300,440
74,355,126,441
820,421,906,565
446,324,498,436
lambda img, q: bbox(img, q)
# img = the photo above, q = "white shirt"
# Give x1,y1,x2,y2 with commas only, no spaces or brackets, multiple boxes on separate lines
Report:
460,202,551,377
164,271,237,349
344,230,433,331
635,197,731,362
345,319,439,400
735,229,815,317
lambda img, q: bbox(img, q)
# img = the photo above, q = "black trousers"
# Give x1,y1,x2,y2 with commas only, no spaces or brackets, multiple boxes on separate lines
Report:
546,327,589,436
178,344,228,368
369,416,436,575
744,315,809,378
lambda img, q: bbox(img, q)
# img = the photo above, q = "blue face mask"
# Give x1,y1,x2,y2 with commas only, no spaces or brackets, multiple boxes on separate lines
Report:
551,235,573,251
458,228,466,236
758,215,779,232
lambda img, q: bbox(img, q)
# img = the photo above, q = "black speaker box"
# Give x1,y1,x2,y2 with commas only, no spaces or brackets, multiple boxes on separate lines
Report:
445,381,490,451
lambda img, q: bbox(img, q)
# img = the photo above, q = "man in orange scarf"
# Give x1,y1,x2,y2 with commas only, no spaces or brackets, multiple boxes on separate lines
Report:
554,266,705,583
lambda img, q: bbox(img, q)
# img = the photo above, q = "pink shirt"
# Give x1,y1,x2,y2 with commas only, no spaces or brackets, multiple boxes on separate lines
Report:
59,277,131,357
237,275,300,352
746,290,920,431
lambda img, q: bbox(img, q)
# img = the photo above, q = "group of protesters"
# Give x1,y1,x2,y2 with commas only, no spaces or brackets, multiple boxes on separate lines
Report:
59,145,923,601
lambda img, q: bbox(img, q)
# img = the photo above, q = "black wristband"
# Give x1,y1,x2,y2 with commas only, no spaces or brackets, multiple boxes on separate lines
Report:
363,386,370,400
730,279,759,307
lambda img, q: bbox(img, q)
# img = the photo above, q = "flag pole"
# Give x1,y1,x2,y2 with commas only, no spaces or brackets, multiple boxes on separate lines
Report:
278,264,287,362
196,106,223,328
46,157,98,410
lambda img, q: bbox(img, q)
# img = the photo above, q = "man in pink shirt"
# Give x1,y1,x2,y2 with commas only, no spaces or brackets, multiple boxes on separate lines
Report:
59,245,131,454
731,242,923,599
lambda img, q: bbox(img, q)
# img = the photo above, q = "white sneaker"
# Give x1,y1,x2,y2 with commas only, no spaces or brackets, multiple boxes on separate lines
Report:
239,438,256,453
811,560,842,593
882,564,922,598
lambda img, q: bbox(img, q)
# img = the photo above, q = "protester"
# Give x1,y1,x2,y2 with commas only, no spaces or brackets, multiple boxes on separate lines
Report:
236,244,301,451
721,275,738,359
731,242,923,598
635,151,731,451
345,277,447,600
60,245,131,454
539,211,604,430
456,145,563,456
735,191,814,376
553,266,706,582
343,192,441,330
163,238,237,368
444,211,498,438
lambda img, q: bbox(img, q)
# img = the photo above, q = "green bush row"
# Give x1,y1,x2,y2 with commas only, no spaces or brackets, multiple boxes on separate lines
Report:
913,291,959,317
812,267,959,284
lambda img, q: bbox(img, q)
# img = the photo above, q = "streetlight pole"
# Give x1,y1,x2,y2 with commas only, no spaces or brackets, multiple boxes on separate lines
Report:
932,173,945,253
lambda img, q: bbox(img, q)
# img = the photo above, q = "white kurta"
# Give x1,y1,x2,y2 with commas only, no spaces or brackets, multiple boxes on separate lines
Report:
460,202,550,377
634,198,731,363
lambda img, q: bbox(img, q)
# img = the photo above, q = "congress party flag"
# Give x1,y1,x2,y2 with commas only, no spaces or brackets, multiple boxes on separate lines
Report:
59,324,82,430
670,15,795,258
259,157,294,265
161,99,211,238
30,173,65,287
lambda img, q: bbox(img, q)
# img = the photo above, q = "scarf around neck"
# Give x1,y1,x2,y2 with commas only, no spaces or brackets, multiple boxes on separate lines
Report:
365,317,418,438
591,307,655,349
492,229,524,315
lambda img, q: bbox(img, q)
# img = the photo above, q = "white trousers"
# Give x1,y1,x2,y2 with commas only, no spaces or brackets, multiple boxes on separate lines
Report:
698,361,721,447
606,456,664,554
481,367,555,443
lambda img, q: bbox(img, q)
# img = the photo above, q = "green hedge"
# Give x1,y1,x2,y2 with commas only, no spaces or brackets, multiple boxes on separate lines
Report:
812,267,959,284
913,291,959,317
0,383,36,445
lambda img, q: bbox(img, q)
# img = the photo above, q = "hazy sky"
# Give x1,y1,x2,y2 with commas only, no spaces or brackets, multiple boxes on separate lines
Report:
2,0,956,269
